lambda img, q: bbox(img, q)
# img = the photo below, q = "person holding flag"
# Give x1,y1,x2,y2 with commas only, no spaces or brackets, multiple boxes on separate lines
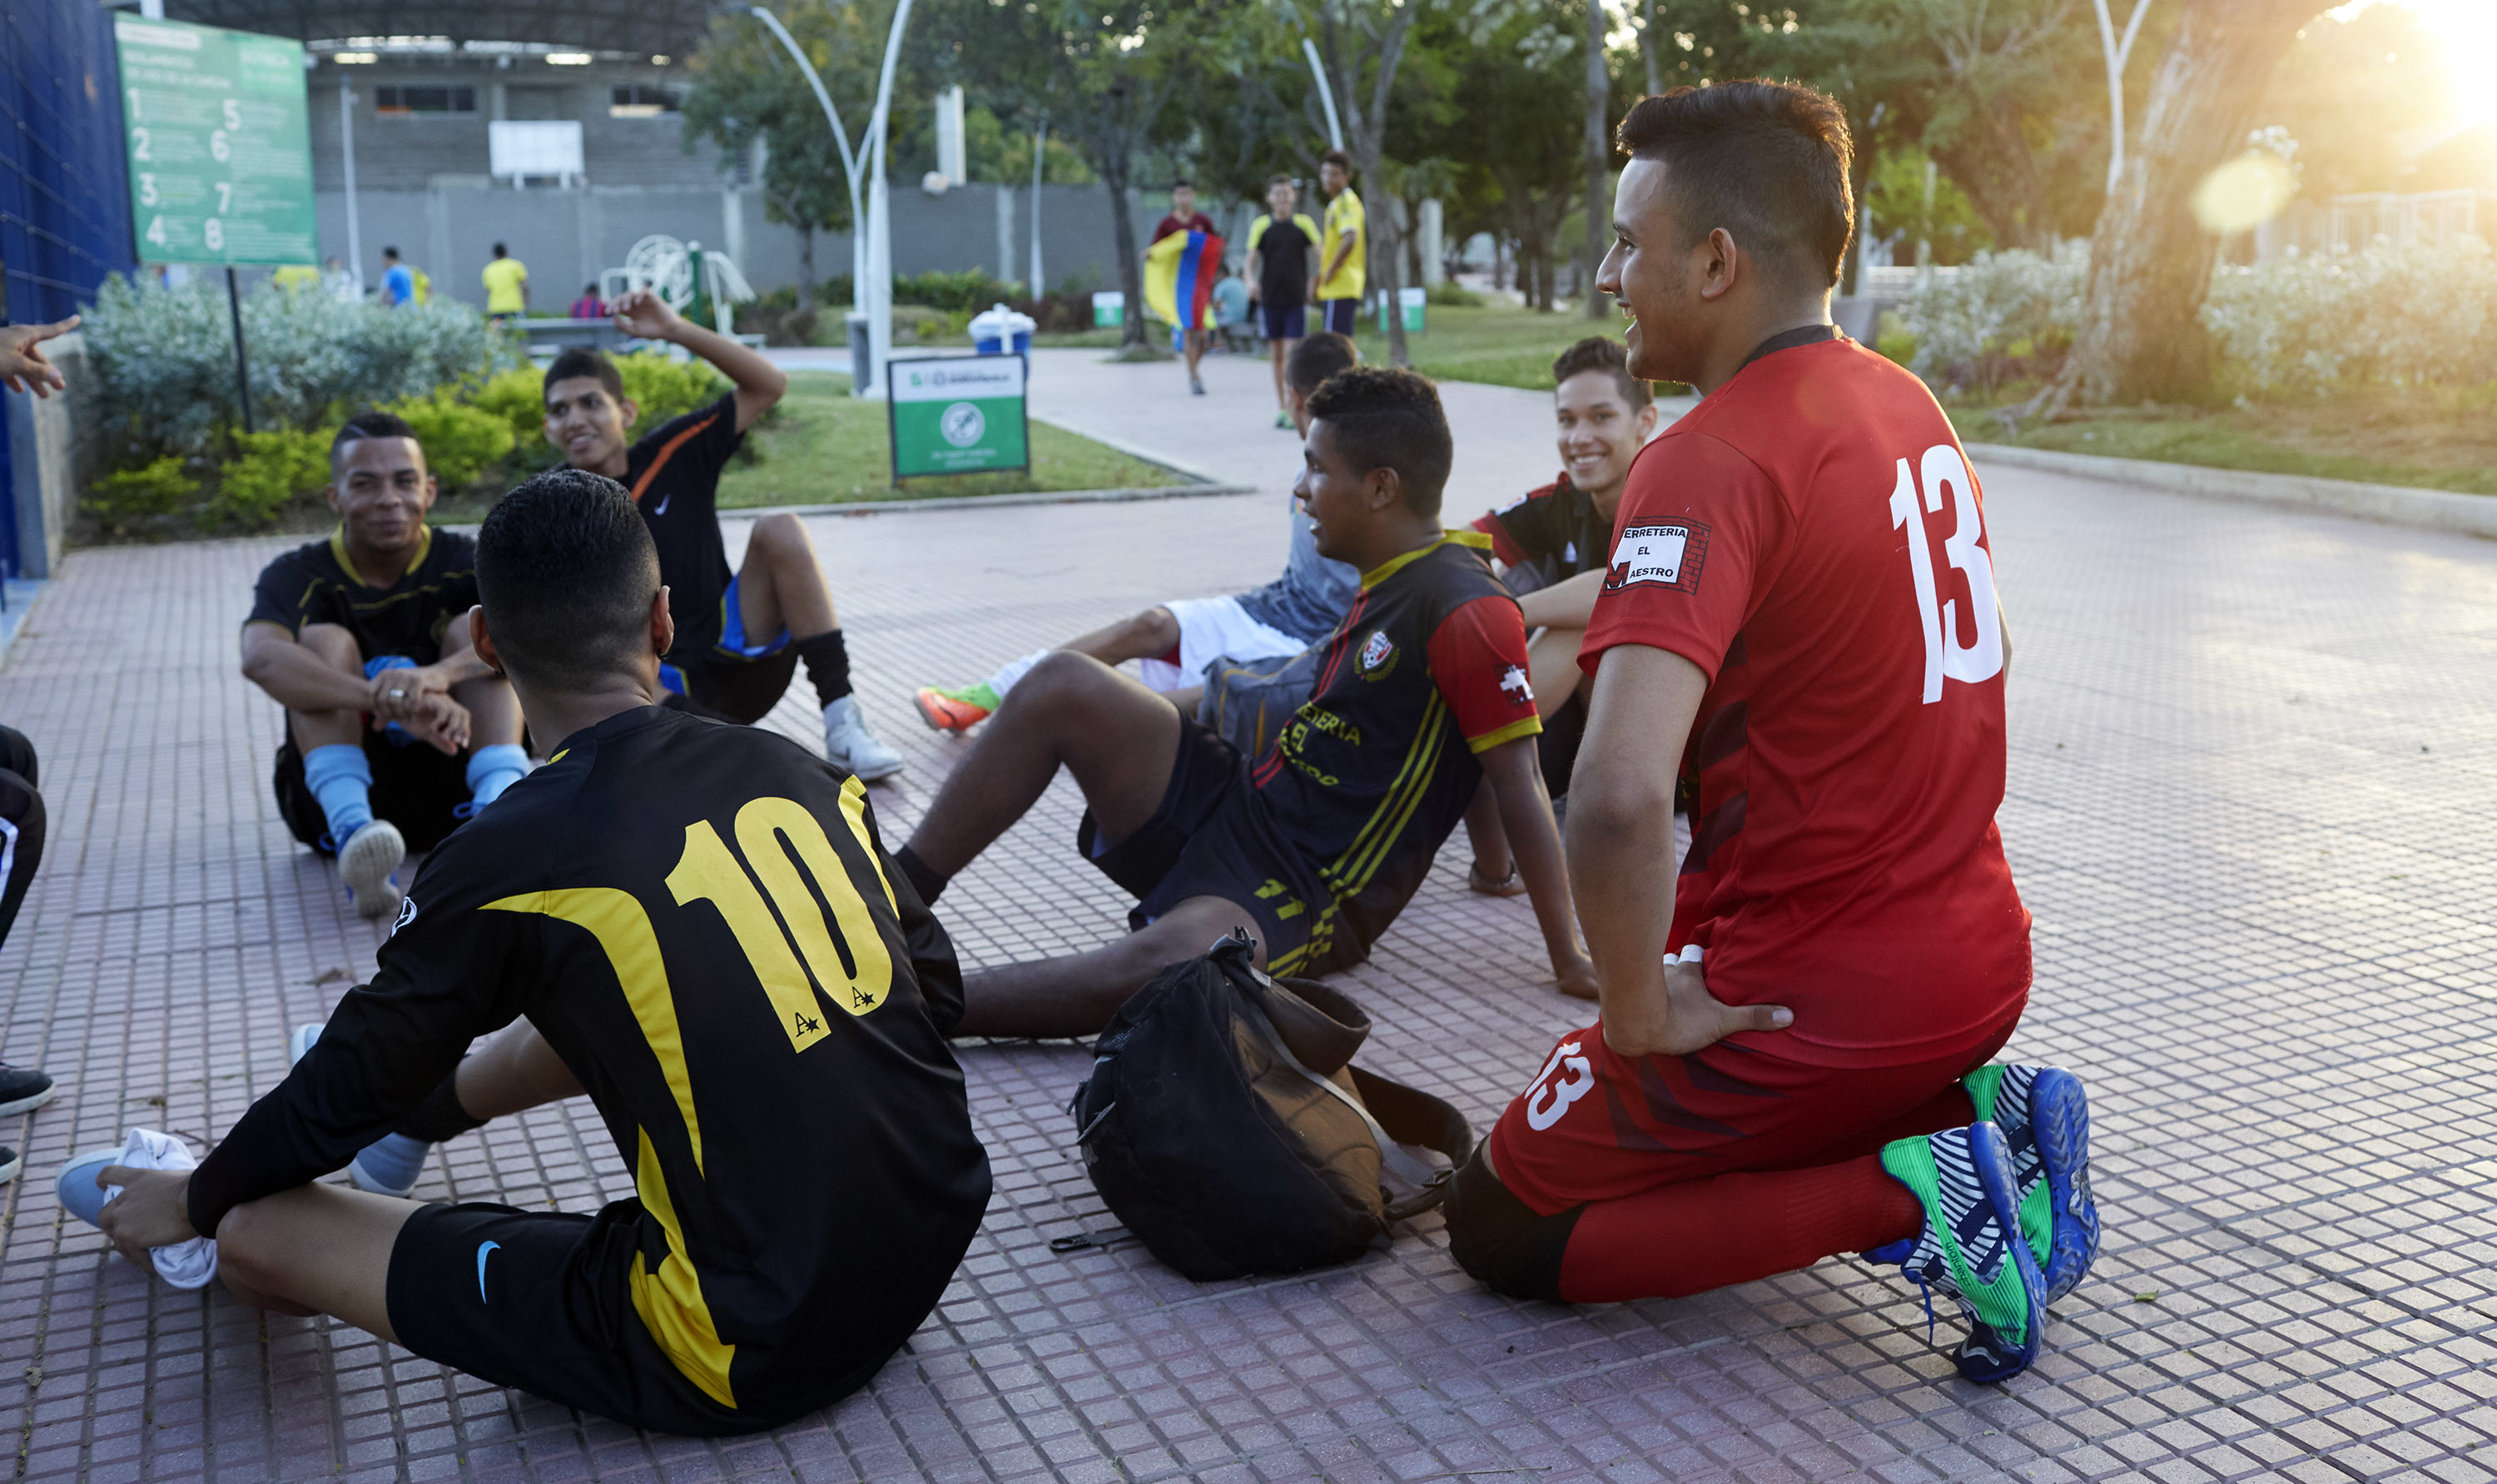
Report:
1146,182,1222,396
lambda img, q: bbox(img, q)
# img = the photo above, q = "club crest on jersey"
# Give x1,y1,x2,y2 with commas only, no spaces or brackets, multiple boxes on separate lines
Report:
1605,521,1710,594
392,896,418,936
1499,664,1534,707
1357,629,1398,678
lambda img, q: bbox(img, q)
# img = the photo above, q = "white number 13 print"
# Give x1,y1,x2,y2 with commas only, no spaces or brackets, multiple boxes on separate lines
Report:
1888,444,2003,703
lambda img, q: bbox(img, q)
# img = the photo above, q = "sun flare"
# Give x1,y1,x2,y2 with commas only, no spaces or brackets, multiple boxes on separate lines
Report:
2389,0,2497,131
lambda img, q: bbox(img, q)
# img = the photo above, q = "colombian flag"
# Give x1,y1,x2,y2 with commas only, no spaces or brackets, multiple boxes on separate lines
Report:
1144,228,1224,342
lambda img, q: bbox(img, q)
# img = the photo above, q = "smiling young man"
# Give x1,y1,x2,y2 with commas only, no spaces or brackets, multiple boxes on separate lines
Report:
241,412,528,919
892,367,1594,1038
1443,82,2098,1385
72,470,990,1437
543,289,903,779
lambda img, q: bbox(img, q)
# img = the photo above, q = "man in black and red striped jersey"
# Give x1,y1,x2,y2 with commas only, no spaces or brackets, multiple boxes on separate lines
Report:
541,290,904,780
892,368,1597,1037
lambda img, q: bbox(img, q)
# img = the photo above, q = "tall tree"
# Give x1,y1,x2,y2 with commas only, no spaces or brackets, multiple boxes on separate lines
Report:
1302,0,1427,366
2049,0,2328,407
1581,0,1614,320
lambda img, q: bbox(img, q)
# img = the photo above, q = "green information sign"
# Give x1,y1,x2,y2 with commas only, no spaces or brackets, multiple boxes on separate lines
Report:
887,355,1030,479
113,16,317,266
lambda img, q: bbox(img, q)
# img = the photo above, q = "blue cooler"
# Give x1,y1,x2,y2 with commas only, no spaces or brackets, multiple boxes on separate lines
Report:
970,303,1037,356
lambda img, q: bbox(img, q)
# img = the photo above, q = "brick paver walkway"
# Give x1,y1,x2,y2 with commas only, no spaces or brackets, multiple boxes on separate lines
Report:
4,405,2497,1481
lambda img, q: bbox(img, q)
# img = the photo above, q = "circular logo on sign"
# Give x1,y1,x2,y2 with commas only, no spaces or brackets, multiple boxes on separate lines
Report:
940,401,986,448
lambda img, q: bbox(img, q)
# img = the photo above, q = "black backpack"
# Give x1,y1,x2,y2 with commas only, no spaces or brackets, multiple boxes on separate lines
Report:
1065,931,1473,1281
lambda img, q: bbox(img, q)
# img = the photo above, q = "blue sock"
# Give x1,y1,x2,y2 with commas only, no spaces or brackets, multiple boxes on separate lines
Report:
301,744,375,843
464,743,529,808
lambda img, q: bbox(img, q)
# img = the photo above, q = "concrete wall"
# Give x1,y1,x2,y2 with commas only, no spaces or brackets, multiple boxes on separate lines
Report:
2,333,96,579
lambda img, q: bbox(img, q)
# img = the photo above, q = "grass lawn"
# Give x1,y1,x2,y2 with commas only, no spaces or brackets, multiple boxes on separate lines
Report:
1949,387,2497,497
714,370,1184,506
1350,297,1641,392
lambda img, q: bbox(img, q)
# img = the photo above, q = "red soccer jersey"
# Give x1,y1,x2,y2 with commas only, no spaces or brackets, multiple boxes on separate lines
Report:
1581,335,2030,1067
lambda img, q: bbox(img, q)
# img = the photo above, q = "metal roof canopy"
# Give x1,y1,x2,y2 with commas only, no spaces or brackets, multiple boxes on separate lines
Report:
160,0,722,60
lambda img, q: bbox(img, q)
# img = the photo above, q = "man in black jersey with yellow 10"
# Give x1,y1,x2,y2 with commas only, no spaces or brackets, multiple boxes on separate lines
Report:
75,470,990,1437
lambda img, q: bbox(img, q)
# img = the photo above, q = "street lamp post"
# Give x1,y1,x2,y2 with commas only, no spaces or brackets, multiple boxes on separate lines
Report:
747,7,864,308
859,0,916,400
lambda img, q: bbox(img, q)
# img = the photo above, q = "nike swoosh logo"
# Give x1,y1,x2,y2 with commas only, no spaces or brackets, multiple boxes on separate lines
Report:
476,1240,499,1304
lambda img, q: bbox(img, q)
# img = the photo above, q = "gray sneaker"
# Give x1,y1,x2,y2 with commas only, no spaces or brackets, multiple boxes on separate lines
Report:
338,821,406,921
824,696,905,781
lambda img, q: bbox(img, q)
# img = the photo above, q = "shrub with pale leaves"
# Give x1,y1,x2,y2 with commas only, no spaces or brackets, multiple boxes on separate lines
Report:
1899,241,2087,388
2202,239,2497,395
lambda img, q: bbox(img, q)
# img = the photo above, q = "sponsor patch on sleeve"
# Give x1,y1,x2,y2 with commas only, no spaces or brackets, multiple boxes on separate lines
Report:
1603,522,1709,594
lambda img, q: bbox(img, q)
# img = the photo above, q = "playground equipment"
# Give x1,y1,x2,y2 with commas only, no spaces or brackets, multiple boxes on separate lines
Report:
601,234,758,335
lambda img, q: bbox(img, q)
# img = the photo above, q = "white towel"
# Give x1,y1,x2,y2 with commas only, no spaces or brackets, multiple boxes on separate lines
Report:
104,1128,220,1290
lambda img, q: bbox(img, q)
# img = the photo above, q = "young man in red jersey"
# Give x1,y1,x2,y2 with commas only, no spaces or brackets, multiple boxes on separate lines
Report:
1443,82,2100,1385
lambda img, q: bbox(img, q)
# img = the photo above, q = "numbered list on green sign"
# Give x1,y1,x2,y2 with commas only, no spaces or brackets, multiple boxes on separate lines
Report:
114,17,317,266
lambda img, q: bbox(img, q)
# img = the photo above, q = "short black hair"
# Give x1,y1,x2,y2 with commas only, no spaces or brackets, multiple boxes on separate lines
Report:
492,241,508,256
475,468,661,687
1285,331,1358,396
1306,366,1452,518
330,409,421,471
1615,81,1854,290
544,346,624,405
1318,148,1353,173
1171,180,1194,191
1551,336,1652,410
382,246,400,258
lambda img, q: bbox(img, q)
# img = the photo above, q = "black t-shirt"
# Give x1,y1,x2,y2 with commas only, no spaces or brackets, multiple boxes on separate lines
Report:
1251,216,1315,310
623,394,742,660
189,705,991,1418
1470,474,1615,594
245,526,479,664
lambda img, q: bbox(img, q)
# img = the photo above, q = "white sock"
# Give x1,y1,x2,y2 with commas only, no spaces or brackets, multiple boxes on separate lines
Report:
986,648,1052,699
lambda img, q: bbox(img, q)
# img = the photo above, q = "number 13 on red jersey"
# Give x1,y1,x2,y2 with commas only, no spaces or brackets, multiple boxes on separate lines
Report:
1889,445,2002,703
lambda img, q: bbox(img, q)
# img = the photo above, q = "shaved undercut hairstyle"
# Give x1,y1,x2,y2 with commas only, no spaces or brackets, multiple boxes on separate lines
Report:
1615,80,1855,290
1285,332,1358,396
543,345,624,405
476,468,660,687
330,409,422,472
1307,366,1452,518
1551,336,1652,410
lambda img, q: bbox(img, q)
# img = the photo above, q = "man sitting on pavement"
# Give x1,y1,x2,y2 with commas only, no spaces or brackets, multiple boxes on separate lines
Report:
914,333,1363,734
1443,81,2093,1387
542,290,903,777
241,412,528,919
891,367,1596,1038
72,470,991,1437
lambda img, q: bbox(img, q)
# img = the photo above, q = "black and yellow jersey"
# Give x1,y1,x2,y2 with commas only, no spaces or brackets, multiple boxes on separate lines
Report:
244,525,479,663
189,705,992,1419
1249,532,1541,970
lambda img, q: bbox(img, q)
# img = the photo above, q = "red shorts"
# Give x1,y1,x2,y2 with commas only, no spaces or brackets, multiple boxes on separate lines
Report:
1484,1008,2021,1215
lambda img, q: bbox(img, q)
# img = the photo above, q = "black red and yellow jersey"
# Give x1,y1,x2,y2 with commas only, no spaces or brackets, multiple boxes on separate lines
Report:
1471,473,1613,591
189,705,992,1418
1250,531,1541,972
244,525,479,663
623,394,742,663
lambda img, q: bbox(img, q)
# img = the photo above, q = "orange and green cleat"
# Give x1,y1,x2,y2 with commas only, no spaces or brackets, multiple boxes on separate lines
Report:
913,683,999,733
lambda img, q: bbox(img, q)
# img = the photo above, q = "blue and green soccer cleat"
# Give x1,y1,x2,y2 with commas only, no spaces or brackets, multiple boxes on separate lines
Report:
1873,1122,2046,1383
1964,1063,2100,1303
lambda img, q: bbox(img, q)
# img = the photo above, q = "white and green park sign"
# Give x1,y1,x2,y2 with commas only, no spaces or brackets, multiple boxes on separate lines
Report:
887,356,1030,479
113,15,317,266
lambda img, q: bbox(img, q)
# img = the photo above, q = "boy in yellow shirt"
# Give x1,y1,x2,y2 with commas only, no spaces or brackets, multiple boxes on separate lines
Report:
1317,149,1366,337
481,243,529,324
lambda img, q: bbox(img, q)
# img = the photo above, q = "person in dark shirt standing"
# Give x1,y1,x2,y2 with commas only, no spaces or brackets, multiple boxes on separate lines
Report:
241,412,528,919
892,368,1595,1038
1151,181,1220,396
540,290,903,779
74,470,990,1437
1246,175,1320,429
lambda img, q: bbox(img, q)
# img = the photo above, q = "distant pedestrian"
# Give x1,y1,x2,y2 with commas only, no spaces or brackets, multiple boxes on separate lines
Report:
1149,181,1219,396
1316,150,1366,338
380,247,415,308
568,284,605,320
1210,266,1248,350
482,242,529,325
1248,174,1320,427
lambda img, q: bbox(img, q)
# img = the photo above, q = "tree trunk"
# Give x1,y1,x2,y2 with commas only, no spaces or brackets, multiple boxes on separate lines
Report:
2050,0,2318,408
1582,0,1613,319
1373,186,1409,365
1100,158,1149,352
796,224,817,315
1642,0,1665,97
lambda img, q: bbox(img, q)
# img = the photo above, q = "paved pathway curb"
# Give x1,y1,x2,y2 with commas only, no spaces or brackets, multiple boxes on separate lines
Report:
719,482,1256,520
1967,440,2497,540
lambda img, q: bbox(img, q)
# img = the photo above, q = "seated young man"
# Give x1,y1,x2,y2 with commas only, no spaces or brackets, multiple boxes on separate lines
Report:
241,412,528,919
1444,83,2097,1385
891,368,1596,1038
543,290,904,779
914,332,1363,733
73,470,990,1437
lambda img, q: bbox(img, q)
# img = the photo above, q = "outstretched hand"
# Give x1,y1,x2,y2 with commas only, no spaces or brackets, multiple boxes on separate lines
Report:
93,1165,199,1262
1601,956,1790,1060
1,316,78,398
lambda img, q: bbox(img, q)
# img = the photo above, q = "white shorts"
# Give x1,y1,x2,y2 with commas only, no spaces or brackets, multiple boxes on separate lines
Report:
1137,596,1308,692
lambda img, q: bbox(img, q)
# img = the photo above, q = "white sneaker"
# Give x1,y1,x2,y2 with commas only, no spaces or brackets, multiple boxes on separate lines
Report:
288,1022,323,1066
823,697,904,781
338,820,406,921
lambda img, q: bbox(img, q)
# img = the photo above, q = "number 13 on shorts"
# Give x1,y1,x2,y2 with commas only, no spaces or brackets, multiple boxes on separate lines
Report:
1889,445,2003,704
